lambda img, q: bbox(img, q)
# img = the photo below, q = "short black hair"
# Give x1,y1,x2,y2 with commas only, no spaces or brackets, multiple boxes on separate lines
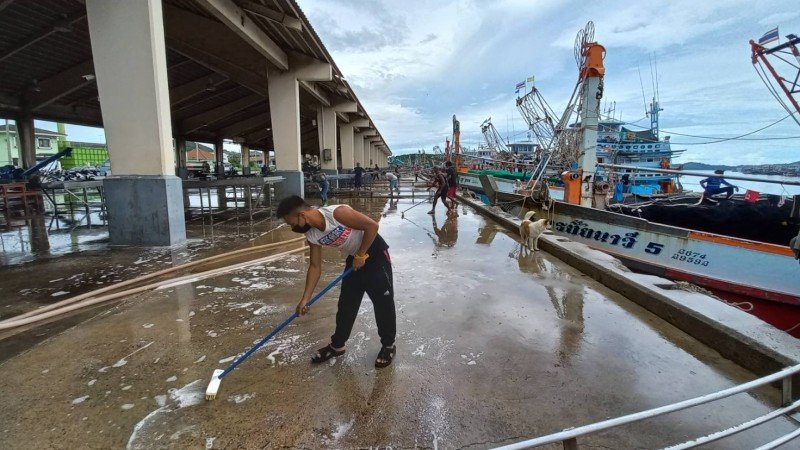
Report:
445,161,453,167
276,195,308,217
714,169,724,175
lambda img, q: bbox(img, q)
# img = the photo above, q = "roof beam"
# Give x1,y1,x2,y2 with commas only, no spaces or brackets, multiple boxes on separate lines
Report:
290,52,331,82
164,5,268,96
217,112,269,138
0,12,86,64
336,112,349,123
243,126,271,145
239,0,302,31
167,39,267,97
170,73,228,105
180,94,264,133
26,59,94,111
298,81,330,107
349,118,369,128
333,101,357,113
195,0,288,71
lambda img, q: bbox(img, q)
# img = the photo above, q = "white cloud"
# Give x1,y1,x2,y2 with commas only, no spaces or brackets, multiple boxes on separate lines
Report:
300,0,800,164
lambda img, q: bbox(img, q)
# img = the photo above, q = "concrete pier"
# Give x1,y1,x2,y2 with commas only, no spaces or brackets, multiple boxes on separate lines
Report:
86,0,186,246
0,185,796,449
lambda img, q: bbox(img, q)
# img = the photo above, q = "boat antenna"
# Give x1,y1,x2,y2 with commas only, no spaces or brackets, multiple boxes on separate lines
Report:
638,66,648,117
654,53,660,103
649,54,657,98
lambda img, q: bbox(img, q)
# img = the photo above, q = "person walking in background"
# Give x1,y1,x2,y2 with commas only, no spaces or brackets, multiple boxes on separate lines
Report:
444,161,459,215
373,164,380,182
318,171,329,206
428,166,450,215
353,163,365,191
386,169,400,197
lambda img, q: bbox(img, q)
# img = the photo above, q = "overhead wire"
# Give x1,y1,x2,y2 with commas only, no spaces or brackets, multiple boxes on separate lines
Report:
622,111,800,144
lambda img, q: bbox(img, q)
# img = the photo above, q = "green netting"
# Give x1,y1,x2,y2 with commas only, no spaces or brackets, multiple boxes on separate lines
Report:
468,169,531,181
59,143,109,169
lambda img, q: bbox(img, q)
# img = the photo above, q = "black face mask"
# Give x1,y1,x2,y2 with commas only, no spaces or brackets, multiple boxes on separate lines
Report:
292,223,312,234
291,215,311,233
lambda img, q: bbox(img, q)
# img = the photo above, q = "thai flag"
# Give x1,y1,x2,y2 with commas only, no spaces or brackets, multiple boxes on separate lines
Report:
758,27,779,45
515,81,525,92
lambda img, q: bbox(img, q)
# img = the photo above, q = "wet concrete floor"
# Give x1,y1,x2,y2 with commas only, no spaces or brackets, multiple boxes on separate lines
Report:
0,187,797,449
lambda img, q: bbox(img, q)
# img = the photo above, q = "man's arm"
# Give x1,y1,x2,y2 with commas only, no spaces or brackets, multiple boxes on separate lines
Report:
721,178,734,187
333,205,379,258
699,178,708,189
297,243,322,315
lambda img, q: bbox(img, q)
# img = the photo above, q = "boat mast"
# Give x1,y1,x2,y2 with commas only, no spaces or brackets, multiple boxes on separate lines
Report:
577,37,606,207
649,96,663,139
452,115,462,168
750,33,800,125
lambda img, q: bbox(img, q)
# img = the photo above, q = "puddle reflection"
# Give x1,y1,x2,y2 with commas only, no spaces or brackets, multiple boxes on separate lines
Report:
515,246,585,365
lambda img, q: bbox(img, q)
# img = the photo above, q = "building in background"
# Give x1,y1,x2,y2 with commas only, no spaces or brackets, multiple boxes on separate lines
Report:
0,124,66,166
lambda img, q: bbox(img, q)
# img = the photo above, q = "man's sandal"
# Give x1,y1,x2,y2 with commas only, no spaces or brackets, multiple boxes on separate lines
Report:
311,344,345,364
375,346,396,368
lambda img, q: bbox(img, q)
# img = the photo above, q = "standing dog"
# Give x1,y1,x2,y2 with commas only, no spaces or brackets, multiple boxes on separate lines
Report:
519,211,548,251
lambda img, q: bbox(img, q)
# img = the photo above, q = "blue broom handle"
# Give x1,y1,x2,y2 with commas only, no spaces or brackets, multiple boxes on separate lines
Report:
219,267,353,379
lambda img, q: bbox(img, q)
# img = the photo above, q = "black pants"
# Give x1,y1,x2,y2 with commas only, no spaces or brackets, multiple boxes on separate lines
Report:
331,240,396,348
706,186,734,198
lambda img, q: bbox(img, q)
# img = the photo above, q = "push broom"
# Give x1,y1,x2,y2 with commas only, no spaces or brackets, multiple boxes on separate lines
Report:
205,267,353,400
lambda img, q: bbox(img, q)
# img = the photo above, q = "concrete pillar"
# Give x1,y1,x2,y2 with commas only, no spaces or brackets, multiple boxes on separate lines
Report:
86,0,185,246
339,124,355,170
175,137,187,179
214,137,225,176
17,113,36,169
214,137,227,208
317,106,338,174
267,69,303,198
353,133,365,167
241,143,250,175
175,137,189,209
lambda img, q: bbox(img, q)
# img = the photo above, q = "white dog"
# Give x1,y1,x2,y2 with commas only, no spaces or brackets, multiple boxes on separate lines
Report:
519,211,548,251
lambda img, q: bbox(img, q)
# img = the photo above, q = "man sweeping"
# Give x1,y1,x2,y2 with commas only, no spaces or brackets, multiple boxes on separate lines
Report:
276,195,397,368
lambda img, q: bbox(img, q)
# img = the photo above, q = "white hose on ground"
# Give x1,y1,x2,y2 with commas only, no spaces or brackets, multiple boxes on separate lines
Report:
3,236,306,324
0,246,308,331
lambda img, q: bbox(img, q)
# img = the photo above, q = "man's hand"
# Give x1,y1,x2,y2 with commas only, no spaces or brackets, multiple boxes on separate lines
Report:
296,299,309,316
353,253,369,271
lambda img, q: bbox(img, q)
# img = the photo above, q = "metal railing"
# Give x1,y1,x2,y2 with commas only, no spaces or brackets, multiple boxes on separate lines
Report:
494,364,800,450
597,163,800,187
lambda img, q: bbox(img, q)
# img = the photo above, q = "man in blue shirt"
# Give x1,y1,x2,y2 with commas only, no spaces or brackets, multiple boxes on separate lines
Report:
353,163,366,191
700,170,738,199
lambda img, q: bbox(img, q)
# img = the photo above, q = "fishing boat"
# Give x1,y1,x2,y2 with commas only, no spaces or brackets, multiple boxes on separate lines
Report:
459,23,800,336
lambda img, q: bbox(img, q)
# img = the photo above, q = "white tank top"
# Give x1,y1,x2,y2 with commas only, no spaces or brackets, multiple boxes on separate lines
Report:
304,205,364,256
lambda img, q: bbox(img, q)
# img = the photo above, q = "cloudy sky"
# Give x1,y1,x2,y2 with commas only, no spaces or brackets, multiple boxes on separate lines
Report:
38,0,800,165
299,0,800,164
